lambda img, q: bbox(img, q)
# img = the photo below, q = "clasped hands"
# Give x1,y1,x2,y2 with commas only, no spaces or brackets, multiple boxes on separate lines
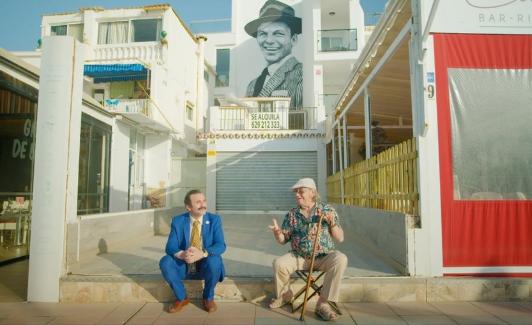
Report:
176,246,204,264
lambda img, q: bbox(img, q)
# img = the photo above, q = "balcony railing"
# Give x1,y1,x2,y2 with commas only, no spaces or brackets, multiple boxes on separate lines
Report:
214,106,317,131
317,29,357,52
92,43,163,62
103,98,172,132
104,98,152,118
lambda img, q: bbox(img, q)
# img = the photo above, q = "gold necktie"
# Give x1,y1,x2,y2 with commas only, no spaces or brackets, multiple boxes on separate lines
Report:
190,220,201,250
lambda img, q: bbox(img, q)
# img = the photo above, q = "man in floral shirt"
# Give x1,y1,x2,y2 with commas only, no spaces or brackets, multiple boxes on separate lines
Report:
268,178,347,321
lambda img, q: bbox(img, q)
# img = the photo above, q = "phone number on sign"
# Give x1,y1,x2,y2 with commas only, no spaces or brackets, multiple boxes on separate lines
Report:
251,120,280,129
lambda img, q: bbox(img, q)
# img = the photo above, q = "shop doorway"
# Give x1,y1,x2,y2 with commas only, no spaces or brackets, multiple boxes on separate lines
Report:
0,70,37,301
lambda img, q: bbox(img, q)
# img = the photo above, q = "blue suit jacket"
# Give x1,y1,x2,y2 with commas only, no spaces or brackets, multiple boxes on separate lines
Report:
164,212,226,280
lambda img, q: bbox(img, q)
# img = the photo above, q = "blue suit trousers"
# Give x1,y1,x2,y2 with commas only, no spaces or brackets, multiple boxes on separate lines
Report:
159,254,223,301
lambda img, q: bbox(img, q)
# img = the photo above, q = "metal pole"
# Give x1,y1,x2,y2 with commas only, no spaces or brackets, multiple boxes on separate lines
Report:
342,116,348,168
364,89,372,159
337,123,345,204
332,137,336,174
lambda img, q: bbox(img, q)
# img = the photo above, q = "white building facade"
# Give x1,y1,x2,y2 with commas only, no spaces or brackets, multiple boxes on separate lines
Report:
30,4,212,213
4,4,213,301
327,0,532,277
201,0,366,210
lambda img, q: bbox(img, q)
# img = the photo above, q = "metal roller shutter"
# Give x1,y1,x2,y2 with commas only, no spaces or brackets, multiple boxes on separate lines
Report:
216,151,318,211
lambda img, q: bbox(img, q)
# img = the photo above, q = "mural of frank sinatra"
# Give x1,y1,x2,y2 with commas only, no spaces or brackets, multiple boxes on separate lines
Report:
245,0,302,108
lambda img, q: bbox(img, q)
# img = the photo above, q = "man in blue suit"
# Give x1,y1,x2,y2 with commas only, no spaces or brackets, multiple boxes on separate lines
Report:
159,189,226,313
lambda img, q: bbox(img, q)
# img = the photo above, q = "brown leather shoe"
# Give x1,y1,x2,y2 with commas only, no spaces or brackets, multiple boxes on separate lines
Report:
202,299,217,313
168,298,189,313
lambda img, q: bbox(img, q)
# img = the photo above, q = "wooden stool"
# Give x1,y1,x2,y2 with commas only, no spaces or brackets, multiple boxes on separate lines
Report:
289,270,342,316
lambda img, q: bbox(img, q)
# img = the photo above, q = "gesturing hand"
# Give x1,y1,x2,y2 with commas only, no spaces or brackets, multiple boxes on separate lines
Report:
268,218,280,233
269,218,285,244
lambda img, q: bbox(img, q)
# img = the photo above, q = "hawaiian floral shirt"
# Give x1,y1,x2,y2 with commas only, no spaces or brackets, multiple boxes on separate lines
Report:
281,202,341,258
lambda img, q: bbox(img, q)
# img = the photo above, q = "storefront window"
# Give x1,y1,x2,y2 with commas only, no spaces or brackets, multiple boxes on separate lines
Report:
449,68,532,200
0,71,38,262
77,114,111,215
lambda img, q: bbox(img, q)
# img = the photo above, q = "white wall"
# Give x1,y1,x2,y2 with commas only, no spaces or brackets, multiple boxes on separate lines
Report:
321,0,350,30
410,34,444,277
28,36,84,302
407,0,436,277
349,0,365,49
144,135,171,190
301,0,316,109
203,66,215,121
169,158,206,207
163,9,202,147
13,51,42,69
149,64,177,132
81,10,97,46
214,137,322,151
108,120,130,212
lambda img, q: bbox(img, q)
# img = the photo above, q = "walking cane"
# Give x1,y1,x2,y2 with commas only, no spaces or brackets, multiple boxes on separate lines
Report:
299,213,325,321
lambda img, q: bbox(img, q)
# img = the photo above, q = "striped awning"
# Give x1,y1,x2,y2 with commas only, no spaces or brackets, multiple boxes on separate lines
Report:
83,64,148,83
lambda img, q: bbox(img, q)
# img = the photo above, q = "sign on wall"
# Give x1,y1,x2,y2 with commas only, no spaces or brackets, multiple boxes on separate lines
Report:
431,0,532,34
250,112,281,129
12,119,36,160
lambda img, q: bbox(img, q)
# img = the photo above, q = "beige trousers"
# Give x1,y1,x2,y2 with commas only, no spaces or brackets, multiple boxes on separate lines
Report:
273,250,348,302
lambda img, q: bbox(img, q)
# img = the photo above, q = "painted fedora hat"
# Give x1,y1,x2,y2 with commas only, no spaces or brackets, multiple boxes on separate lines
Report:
244,0,302,37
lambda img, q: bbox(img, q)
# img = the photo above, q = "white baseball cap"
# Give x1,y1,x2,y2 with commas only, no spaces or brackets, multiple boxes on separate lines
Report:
291,178,317,190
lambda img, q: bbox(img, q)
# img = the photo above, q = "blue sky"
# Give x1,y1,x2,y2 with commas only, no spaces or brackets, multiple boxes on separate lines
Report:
0,0,388,51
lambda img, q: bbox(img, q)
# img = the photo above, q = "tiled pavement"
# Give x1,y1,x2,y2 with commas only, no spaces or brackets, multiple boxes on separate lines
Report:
1,301,532,325
0,258,27,303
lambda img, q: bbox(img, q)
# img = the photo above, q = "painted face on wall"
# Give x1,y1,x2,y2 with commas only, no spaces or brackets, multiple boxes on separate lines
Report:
256,21,298,65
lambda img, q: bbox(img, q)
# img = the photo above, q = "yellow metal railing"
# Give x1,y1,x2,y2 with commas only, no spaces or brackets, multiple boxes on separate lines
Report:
327,138,419,215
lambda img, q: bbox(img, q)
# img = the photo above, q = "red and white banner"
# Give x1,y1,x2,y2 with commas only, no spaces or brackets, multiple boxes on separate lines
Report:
434,33,532,275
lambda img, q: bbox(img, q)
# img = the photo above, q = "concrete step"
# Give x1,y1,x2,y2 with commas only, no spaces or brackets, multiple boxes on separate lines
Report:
60,274,532,303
